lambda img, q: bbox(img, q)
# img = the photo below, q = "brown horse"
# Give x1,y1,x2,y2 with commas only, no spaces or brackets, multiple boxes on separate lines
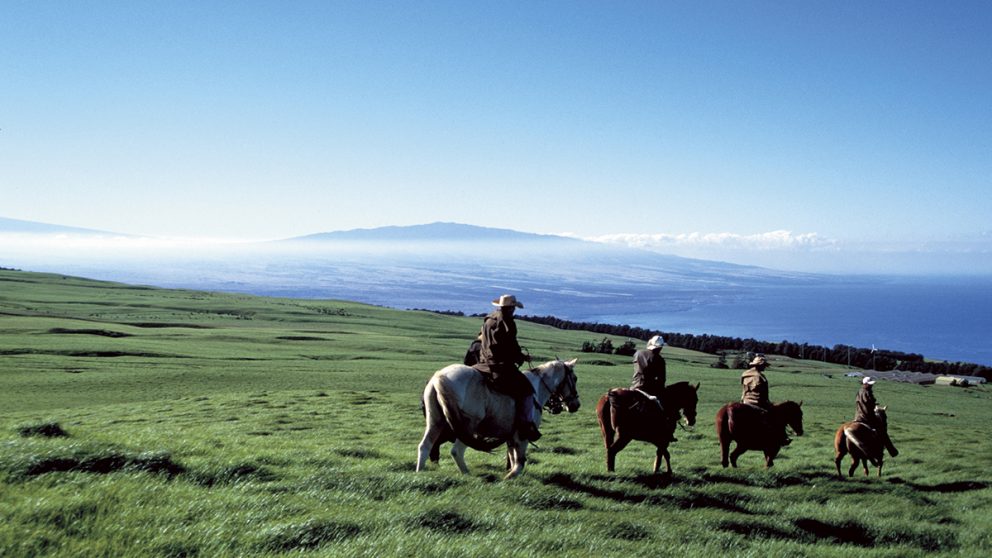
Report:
596,381,699,475
716,400,803,468
834,406,898,478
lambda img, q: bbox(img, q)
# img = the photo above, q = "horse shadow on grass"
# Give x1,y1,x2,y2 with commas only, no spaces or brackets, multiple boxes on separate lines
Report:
539,472,754,514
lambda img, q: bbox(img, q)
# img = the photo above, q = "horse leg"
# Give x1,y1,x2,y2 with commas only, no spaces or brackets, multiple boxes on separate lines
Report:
505,441,527,479
834,440,848,478
764,445,782,469
877,457,884,477
729,444,746,468
848,457,860,477
717,408,731,468
833,429,847,478
450,440,471,474
653,445,671,475
416,427,441,472
606,435,632,473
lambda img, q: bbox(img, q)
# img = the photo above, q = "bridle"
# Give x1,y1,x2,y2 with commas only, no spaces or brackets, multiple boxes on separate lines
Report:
538,361,578,415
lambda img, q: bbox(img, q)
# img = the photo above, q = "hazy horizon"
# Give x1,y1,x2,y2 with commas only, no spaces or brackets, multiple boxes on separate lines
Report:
1,216,989,276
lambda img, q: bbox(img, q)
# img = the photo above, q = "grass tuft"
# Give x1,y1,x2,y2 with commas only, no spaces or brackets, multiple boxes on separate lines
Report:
17,421,69,438
516,490,584,510
406,509,485,534
0,442,184,480
257,518,361,552
602,520,652,541
189,461,275,486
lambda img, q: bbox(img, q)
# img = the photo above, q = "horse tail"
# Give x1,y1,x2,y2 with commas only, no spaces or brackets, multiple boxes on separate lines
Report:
833,425,846,455
716,404,731,445
434,373,502,453
596,394,614,445
844,426,880,465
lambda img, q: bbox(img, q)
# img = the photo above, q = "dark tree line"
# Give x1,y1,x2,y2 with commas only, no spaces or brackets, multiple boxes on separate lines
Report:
518,314,992,381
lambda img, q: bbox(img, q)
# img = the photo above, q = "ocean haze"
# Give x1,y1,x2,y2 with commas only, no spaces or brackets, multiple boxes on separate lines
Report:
1,218,989,365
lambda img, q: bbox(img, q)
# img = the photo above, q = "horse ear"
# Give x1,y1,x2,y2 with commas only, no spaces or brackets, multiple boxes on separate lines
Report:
693,382,700,391
799,400,804,407
880,405,887,411
565,358,578,366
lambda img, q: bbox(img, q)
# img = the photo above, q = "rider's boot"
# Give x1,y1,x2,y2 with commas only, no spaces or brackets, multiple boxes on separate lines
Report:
518,395,541,442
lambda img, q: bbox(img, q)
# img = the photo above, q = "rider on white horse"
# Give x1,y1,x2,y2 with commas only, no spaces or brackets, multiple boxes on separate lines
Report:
472,294,541,441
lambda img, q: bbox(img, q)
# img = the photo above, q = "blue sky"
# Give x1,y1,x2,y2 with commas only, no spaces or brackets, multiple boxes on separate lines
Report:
1,1,990,273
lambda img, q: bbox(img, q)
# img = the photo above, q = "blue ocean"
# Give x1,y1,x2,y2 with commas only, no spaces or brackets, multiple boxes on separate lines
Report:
584,276,992,366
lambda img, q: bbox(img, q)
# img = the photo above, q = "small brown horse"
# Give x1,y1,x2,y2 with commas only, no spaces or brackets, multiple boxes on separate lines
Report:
716,401,803,468
596,381,699,475
834,406,898,478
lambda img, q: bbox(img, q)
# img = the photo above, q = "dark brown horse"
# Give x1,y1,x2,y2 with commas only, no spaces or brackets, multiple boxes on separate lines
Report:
834,406,898,478
716,400,803,468
596,381,699,475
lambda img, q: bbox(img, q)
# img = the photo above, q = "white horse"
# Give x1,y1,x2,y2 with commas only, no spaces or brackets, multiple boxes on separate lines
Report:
416,359,579,479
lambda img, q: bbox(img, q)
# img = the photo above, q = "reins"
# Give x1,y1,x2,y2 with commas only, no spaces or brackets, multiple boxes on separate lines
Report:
532,361,575,414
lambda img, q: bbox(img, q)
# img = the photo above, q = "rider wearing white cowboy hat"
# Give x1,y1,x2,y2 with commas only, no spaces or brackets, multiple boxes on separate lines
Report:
475,294,540,441
632,335,667,397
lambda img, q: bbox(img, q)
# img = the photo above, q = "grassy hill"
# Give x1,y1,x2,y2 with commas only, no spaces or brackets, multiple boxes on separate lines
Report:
1,269,989,557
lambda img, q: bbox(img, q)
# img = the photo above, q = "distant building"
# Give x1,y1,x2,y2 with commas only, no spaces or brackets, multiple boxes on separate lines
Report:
934,375,987,387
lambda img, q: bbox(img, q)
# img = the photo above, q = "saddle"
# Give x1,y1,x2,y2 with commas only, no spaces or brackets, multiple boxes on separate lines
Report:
472,363,534,399
609,388,664,416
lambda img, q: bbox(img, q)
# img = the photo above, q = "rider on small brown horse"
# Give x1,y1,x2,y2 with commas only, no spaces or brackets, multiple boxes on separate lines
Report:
609,335,667,430
740,354,791,446
855,376,897,457
472,294,541,441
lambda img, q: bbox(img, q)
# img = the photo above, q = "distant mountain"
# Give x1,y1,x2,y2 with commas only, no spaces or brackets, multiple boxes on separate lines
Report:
286,222,579,243
1,218,824,331
0,216,126,236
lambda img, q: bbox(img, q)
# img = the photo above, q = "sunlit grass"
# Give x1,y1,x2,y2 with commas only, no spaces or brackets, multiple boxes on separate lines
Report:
1,269,990,556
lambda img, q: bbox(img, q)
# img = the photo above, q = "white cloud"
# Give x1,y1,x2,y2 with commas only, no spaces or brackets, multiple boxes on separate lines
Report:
586,230,837,252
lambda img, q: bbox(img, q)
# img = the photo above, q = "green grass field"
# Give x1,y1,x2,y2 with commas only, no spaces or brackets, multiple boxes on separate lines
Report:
1,269,990,557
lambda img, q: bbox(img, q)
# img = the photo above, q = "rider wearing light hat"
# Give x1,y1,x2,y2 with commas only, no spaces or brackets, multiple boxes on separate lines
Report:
854,376,879,427
740,354,791,446
854,375,898,457
632,335,667,397
475,294,540,441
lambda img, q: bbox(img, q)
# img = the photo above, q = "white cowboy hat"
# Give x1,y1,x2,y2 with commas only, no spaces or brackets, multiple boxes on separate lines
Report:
647,335,665,349
862,376,876,385
492,294,524,308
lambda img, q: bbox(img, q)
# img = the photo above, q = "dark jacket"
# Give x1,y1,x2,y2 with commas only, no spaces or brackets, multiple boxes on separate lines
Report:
475,310,531,398
631,348,666,396
854,385,878,424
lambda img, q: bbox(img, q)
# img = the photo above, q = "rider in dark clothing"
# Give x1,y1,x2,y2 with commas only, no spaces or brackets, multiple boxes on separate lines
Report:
473,294,540,441
632,335,667,397
854,376,897,457
854,376,879,426
463,335,482,366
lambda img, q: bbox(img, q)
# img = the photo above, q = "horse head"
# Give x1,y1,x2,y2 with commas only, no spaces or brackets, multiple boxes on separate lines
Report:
541,358,580,414
558,358,581,413
874,405,889,431
781,400,805,436
665,381,699,427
